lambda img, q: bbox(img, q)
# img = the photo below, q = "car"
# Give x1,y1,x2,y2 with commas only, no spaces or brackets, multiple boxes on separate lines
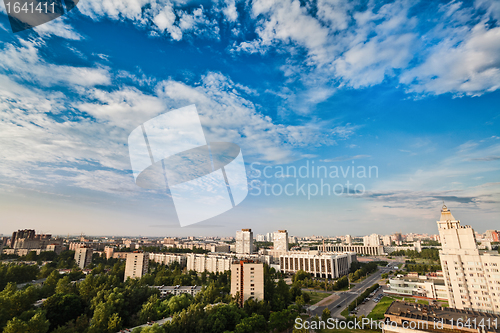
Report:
336,304,341,308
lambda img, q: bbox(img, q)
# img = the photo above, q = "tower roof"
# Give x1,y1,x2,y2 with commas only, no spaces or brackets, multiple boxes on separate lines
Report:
439,204,456,222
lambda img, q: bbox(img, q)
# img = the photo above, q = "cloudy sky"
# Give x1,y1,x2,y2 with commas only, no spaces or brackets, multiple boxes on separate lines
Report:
0,0,499,237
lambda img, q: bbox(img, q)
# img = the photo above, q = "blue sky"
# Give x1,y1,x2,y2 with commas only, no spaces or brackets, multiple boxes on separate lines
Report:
0,0,499,237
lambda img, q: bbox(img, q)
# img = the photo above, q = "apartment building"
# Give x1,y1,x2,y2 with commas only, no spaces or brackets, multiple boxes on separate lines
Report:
74,247,93,269
363,233,381,247
236,229,253,254
438,205,500,314
231,261,264,307
273,230,289,251
149,253,187,267
186,254,232,273
124,252,149,281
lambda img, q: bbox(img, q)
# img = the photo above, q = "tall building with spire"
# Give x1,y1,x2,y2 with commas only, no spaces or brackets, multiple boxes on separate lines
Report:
437,204,500,314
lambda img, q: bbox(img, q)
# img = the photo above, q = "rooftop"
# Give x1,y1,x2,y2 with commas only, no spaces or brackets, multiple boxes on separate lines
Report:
385,301,500,332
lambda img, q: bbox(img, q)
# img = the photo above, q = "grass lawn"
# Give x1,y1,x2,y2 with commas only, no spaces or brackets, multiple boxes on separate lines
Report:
305,291,332,305
367,297,396,320
416,299,428,305
438,301,449,307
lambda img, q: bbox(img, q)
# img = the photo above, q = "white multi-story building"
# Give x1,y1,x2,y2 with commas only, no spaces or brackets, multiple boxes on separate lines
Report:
153,285,202,297
382,235,392,246
387,274,448,300
363,233,381,247
149,253,187,267
437,204,500,314
74,247,93,269
124,252,149,281
186,254,232,273
236,229,253,254
279,252,356,279
273,230,289,251
345,234,352,245
324,244,384,256
231,261,264,307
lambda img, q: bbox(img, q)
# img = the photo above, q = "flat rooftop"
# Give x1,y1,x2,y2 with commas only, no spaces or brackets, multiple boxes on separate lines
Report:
385,301,500,332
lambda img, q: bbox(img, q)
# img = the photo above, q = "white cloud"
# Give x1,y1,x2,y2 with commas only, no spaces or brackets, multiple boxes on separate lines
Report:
33,17,83,40
78,0,221,41
155,72,336,163
401,23,500,96
0,39,111,87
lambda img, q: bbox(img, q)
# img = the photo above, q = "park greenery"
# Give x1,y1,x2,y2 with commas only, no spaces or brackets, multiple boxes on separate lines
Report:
390,248,440,261
0,250,308,333
0,249,390,333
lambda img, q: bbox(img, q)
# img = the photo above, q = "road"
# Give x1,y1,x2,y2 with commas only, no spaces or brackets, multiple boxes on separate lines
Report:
307,262,400,319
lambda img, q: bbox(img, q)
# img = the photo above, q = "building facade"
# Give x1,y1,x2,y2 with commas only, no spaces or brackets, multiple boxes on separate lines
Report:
236,229,253,254
231,261,264,307
363,234,381,247
149,253,187,267
387,275,448,300
279,252,355,279
153,285,202,297
273,230,289,252
186,254,232,273
324,244,384,256
75,247,93,269
437,205,500,314
124,252,149,281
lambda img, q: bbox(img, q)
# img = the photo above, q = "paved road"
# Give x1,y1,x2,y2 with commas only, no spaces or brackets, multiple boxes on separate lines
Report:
17,278,47,289
307,262,401,319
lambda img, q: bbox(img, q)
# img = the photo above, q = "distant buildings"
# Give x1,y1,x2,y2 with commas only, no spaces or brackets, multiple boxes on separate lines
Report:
236,229,253,254
485,230,500,242
279,252,356,279
231,260,264,307
273,230,289,252
437,205,500,314
345,234,352,245
210,244,230,253
74,247,93,269
124,252,149,281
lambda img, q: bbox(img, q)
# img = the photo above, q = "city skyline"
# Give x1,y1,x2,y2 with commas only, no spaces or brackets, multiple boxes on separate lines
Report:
0,0,499,236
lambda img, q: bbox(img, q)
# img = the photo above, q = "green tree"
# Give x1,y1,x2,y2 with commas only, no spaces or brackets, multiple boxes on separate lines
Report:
234,313,267,333
42,293,84,331
321,307,331,322
4,312,49,333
